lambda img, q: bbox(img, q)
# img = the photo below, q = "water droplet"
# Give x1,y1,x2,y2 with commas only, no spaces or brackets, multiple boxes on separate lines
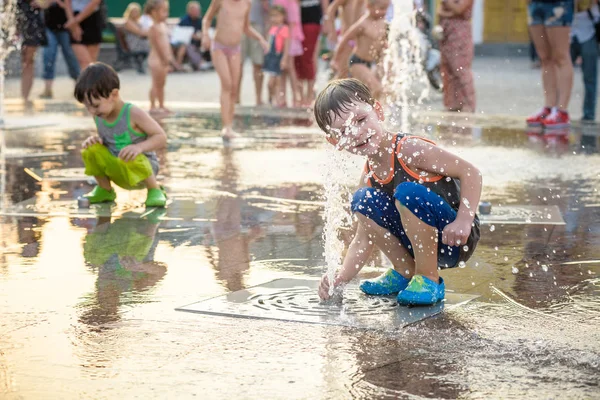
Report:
490,225,496,232
463,245,469,252
458,261,466,268
511,266,519,274
542,265,548,272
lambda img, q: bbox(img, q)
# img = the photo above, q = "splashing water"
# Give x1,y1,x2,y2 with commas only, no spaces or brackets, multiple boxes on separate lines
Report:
383,0,429,132
321,147,356,296
0,0,19,125
321,0,431,296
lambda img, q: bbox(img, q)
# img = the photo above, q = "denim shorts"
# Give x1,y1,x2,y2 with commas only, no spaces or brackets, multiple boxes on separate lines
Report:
528,1,574,27
351,182,462,269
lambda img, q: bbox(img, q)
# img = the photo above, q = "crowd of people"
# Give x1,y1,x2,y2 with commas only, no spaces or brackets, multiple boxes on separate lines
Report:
15,0,599,131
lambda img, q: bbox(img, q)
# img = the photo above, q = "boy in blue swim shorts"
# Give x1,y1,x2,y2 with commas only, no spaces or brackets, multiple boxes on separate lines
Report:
75,63,168,207
314,79,482,305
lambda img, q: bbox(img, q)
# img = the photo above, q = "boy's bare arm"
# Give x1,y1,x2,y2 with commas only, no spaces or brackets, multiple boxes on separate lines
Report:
117,106,167,162
400,138,482,246
325,0,347,35
333,17,364,63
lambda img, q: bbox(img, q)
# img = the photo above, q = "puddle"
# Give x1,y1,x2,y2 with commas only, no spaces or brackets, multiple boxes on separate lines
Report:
1,114,599,398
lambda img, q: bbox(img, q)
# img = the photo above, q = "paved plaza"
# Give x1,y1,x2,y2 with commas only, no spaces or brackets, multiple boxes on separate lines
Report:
1,55,599,398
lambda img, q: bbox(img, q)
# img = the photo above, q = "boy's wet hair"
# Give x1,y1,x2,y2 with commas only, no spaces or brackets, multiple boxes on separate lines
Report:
313,78,375,135
74,62,120,104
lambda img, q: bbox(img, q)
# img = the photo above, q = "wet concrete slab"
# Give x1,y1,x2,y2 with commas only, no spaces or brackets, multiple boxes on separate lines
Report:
1,108,599,399
177,278,479,328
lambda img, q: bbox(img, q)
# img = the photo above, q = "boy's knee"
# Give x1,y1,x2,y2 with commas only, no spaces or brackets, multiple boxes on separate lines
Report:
394,182,428,210
351,187,393,215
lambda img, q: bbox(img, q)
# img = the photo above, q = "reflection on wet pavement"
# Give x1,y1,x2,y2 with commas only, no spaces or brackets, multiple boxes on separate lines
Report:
1,112,599,398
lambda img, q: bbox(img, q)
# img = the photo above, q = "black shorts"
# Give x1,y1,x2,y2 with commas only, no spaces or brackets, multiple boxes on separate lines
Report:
17,2,47,47
70,10,104,45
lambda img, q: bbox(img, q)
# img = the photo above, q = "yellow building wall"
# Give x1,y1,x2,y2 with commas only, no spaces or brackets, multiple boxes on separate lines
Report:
483,0,529,43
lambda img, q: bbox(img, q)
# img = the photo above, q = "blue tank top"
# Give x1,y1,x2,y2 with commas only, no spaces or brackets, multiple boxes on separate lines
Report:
365,134,480,262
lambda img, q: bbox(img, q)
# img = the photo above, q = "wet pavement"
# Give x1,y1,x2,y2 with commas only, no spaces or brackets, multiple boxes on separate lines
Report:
1,107,599,399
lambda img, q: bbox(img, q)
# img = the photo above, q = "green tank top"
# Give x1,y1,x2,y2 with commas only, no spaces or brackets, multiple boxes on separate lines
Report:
94,103,158,167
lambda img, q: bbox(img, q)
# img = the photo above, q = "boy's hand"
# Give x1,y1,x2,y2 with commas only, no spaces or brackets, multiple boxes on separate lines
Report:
82,136,102,149
119,144,143,162
318,273,344,300
330,58,339,72
442,216,472,247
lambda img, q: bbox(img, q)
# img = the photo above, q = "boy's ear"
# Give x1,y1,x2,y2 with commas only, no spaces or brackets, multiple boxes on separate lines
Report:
325,134,339,146
374,101,384,121
111,88,120,98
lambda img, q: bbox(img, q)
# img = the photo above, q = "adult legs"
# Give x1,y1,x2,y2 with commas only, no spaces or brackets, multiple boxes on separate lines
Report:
580,37,598,121
72,44,92,70
21,45,38,103
57,30,81,80
42,29,59,98
529,25,557,108
546,26,573,110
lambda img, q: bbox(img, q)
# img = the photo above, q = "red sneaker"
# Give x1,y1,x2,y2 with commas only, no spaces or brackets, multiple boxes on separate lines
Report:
542,108,570,129
526,107,551,126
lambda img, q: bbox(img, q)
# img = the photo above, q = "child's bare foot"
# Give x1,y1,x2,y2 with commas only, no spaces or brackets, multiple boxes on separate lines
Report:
221,127,241,142
160,107,174,116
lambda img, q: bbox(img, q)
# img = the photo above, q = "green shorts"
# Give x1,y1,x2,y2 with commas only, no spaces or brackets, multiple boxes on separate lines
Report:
82,143,157,190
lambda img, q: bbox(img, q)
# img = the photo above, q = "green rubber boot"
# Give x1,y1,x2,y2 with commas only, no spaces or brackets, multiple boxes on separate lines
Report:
145,187,167,208
83,185,116,204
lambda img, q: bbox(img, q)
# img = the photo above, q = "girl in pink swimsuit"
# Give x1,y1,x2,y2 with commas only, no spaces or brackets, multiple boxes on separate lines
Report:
273,0,304,107
203,0,269,141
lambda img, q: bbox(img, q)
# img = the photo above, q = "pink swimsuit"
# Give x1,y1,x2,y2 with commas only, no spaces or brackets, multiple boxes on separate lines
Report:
211,40,241,56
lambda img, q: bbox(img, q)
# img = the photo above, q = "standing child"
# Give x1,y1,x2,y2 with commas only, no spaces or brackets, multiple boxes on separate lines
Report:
202,0,269,141
146,0,174,116
314,79,481,305
76,63,168,208
325,0,366,79
263,6,290,107
332,0,390,100
272,0,304,107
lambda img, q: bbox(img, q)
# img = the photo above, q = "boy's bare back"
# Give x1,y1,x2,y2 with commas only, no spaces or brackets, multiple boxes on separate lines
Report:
213,0,251,46
353,15,388,61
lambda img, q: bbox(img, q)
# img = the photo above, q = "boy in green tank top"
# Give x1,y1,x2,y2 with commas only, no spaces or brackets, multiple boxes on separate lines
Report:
313,79,483,306
75,63,168,207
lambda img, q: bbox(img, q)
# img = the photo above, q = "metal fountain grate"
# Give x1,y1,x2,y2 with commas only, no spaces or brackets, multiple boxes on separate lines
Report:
176,278,480,328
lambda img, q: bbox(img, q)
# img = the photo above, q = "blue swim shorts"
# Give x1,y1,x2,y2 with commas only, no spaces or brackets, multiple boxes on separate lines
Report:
351,182,462,269
528,1,574,27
